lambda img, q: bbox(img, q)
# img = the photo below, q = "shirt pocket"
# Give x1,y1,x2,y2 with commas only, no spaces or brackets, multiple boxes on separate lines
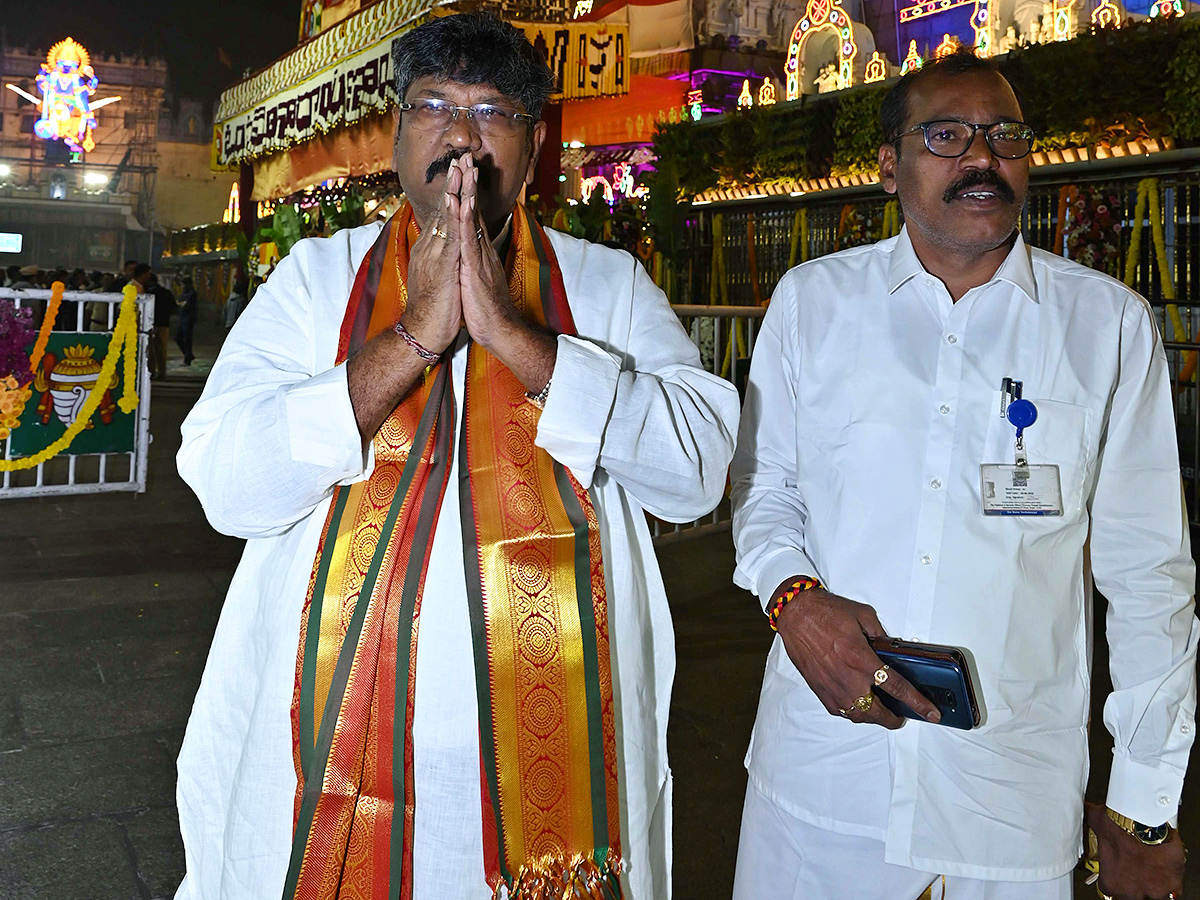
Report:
983,396,1093,518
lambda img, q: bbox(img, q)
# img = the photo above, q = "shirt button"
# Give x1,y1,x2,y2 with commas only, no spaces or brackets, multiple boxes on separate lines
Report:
939,404,951,414
920,555,932,565
930,478,942,489
1182,723,1191,735
946,334,958,344
1158,794,1171,806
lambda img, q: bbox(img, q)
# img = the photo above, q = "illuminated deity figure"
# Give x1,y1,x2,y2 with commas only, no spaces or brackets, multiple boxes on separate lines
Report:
35,38,99,153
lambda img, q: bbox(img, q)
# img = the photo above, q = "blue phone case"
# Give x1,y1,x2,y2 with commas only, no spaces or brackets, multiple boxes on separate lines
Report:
868,638,981,730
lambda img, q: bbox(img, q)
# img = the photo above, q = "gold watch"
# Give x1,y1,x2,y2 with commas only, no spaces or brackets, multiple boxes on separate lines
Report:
1106,808,1172,845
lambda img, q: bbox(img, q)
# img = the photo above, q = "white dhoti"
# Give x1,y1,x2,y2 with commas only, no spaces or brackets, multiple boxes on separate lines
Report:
733,781,1074,900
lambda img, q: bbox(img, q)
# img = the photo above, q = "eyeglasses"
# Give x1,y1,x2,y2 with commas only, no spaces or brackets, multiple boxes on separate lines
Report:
398,98,535,137
891,120,1036,159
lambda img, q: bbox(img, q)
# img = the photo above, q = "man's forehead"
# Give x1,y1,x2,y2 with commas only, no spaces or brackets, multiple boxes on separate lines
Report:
907,71,1022,123
407,75,524,109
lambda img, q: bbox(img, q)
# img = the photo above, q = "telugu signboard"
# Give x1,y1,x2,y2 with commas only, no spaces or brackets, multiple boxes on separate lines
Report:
213,22,629,168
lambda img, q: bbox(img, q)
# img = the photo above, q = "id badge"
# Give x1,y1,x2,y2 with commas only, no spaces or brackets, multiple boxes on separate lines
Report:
980,463,1063,515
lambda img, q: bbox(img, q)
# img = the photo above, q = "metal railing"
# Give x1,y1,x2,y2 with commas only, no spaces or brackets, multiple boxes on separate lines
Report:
0,289,152,498
652,304,765,544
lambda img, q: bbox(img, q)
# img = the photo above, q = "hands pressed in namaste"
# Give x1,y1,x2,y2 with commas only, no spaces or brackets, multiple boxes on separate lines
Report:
401,154,528,360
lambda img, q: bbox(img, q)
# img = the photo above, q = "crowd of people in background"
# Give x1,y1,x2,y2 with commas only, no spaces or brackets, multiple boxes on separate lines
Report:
3,260,211,379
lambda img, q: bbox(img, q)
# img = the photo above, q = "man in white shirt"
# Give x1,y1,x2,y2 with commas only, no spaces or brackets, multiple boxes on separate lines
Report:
175,14,738,900
731,49,1194,900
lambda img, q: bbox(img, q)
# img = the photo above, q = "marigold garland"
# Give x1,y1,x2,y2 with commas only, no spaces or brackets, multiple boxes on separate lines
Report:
0,284,140,471
28,281,64,373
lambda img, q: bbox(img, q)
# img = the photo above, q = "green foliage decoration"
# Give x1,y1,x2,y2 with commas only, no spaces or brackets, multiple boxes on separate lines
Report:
830,86,887,178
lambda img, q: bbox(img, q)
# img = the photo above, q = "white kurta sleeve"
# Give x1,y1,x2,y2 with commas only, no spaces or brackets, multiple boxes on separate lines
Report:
535,251,739,522
729,273,823,609
177,239,369,539
1089,296,1199,827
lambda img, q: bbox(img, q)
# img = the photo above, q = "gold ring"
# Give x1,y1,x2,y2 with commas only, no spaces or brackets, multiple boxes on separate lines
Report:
475,227,484,240
431,226,449,239
837,707,850,717
1095,887,1114,900
874,665,890,686
852,693,875,712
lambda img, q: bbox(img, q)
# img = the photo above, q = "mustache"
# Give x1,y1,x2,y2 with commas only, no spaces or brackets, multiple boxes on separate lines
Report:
425,149,469,184
943,169,1015,204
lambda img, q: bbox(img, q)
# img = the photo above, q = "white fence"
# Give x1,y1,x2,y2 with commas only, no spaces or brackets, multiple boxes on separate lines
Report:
0,289,152,498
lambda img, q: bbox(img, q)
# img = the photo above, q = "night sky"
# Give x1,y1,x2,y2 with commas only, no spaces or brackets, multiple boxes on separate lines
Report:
4,0,303,106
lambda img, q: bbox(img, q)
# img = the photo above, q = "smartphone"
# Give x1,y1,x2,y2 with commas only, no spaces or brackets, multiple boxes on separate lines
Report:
867,636,981,730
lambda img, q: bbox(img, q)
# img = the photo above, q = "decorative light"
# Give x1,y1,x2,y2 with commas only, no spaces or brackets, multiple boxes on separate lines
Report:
1148,0,1181,17
614,162,635,196
573,0,594,16
934,33,958,58
687,89,703,121
784,0,859,100
972,0,993,56
1051,0,1077,40
4,38,121,154
757,77,777,106
558,174,567,182
222,182,240,224
580,175,615,205
0,164,12,177
900,40,924,75
1091,0,1122,27
738,79,754,108
568,140,585,149
864,51,888,83
83,171,107,186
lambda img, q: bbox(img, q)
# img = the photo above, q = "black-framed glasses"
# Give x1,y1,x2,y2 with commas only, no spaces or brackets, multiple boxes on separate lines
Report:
398,98,535,137
892,119,1036,159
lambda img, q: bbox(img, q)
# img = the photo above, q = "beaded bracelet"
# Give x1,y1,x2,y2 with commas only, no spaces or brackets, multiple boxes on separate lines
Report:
393,319,441,364
767,576,825,632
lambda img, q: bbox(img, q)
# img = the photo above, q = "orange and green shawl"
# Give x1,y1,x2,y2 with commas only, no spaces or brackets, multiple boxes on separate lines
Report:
284,202,623,900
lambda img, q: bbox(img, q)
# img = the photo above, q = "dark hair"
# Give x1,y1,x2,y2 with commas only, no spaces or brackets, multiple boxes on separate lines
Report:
132,263,152,278
391,13,556,120
880,48,1007,146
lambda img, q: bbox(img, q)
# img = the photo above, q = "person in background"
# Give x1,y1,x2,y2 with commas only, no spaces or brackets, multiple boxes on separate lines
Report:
175,276,198,365
3,265,20,287
222,274,249,330
146,272,175,379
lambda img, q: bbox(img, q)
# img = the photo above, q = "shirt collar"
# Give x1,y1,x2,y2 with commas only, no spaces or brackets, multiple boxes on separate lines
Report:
887,225,1039,303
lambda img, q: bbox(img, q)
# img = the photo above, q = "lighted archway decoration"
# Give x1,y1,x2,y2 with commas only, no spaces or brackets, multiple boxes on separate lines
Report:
1091,0,1122,26
971,0,994,55
934,33,958,58
864,50,888,83
785,0,860,100
900,40,924,75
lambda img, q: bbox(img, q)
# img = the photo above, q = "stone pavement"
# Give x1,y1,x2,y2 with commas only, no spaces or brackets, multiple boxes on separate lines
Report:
0,317,1197,898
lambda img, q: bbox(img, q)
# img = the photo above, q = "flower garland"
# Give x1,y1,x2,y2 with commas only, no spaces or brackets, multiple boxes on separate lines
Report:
788,208,808,269
0,284,140,471
1064,186,1123,276
1123,178,1194,379
28,281,65,373
879,200,902,240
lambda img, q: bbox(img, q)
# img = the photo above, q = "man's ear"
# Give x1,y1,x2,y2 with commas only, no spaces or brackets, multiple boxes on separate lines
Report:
878,142,898,196
525,120,548,185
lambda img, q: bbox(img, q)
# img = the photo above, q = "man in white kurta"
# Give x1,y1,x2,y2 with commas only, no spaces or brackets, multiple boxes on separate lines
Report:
174,16,738,900
731,52,1194,900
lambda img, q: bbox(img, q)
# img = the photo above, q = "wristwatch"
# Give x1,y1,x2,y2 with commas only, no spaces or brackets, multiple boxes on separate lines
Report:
1106,808,1172,845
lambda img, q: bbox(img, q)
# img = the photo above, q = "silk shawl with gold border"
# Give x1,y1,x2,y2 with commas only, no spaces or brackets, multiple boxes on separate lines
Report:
284,203,623,900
